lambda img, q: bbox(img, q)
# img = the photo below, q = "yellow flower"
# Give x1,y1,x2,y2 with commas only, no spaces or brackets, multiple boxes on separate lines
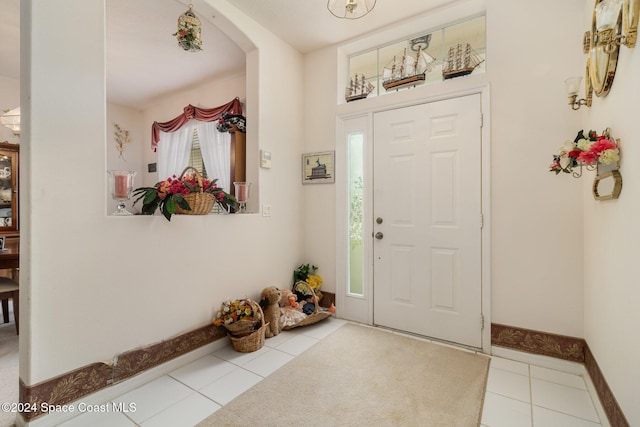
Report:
306,274,322,290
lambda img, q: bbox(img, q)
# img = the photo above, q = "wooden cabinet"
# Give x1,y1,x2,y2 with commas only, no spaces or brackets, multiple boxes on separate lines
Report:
229,125,246,197
0,142,19,233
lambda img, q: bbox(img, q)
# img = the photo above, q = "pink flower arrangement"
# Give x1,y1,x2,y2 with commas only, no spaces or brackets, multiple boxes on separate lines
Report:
156,174,225,201
550,130,619,175
133,172,237,221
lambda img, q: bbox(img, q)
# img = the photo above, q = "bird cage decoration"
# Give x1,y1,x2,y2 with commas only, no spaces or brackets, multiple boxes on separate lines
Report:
174,4,202,52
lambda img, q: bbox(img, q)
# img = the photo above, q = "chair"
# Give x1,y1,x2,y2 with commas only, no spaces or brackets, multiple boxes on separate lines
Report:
0,276,19,334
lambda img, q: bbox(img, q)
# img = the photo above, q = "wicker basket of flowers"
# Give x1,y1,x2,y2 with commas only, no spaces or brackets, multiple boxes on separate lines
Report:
174,167,215,215
132,166,237,221
214,299,260,336
228,306,267,352
214,299,267,352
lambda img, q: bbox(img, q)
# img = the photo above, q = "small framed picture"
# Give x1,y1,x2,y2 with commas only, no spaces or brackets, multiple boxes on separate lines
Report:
302,151,335,184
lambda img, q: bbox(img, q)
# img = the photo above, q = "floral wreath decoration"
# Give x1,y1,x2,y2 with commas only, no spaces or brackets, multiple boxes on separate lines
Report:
549,129,619,176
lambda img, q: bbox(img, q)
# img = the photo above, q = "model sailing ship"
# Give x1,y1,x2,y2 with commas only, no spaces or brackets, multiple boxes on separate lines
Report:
382,47,436,91
345,74,375,102
442,43,484,80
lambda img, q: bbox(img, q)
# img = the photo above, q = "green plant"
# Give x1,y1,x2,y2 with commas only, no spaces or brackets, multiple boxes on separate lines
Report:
293,263,318,284
173,20,201,51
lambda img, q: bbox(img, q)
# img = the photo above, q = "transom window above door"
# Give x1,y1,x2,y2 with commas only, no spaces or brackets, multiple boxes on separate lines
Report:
347,14,485,100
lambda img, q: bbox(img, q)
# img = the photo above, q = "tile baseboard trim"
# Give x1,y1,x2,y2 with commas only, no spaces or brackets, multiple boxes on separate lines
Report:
491,323,629,427
584,344,629,427
490,323,585,362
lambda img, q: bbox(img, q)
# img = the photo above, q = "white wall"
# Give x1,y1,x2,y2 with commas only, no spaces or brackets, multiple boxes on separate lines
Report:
301,48,340,289
21,0,303,385
486,0,585,336
582,1,640,424
303,0,586,337
0,76,20,144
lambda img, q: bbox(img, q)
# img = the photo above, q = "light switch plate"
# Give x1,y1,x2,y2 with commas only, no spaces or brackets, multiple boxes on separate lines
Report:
260,150,272,168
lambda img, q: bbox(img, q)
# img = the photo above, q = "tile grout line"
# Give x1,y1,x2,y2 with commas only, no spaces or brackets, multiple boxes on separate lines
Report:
528,363,534,427
530,403,603,426
143,330,328,425
127,344,291,425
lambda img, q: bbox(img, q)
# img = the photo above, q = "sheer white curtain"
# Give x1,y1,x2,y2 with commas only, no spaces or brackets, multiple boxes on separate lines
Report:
157,122,195,180
196,121,231,192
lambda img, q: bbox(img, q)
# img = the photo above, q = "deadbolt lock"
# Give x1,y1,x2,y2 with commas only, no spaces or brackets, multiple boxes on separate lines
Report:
376,217,383,224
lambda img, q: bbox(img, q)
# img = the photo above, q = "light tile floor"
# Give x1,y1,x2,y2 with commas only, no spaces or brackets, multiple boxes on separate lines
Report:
53,318,608,427
481,356,607,427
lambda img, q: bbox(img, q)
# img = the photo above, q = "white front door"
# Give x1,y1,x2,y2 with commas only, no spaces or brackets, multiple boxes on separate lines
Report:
373,94,483,348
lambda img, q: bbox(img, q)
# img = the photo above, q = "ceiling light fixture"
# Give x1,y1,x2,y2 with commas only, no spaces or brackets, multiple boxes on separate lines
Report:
327,0,376,19
0,107,20,136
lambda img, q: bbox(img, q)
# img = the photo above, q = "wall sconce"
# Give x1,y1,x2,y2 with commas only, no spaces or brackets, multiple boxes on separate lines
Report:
327,0,376,19
594,0,639,53
565,76,592,110
0,107,20,135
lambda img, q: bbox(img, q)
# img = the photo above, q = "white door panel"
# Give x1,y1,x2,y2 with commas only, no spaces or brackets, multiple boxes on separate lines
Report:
373,94,482,348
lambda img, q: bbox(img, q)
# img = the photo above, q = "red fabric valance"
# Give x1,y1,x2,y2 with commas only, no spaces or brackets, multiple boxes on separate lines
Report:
151,97,243,151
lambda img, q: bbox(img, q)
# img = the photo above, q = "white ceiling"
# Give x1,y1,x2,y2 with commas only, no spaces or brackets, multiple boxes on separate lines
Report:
0,0,457,110
229,0,457,53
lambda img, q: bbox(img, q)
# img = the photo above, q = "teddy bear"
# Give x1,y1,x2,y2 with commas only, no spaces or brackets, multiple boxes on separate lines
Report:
260,286,282,338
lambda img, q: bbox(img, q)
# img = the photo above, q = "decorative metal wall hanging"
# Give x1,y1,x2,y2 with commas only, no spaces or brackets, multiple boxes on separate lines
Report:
565,0,640,110
174,4,202,52
549,128,622,200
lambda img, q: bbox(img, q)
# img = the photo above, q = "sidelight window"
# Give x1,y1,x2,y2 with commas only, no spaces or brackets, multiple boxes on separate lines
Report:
348,131,364,296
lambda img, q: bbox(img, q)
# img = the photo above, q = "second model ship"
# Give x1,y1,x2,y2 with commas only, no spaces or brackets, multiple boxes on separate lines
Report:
382,47,436,91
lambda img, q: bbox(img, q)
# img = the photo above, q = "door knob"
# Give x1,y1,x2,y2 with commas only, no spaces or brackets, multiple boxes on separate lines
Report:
375,232,384,240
